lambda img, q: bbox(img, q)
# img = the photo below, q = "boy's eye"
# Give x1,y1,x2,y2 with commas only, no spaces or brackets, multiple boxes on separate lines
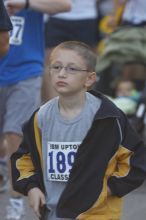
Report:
50,65,63,73
67,67,77,72
52,65,62,70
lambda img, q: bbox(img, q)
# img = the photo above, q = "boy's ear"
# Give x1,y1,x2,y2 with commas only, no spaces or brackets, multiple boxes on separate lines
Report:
85,72,97,88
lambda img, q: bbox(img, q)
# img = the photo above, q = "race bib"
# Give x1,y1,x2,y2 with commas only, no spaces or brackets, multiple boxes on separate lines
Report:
47,142,81,182
9,16,25,45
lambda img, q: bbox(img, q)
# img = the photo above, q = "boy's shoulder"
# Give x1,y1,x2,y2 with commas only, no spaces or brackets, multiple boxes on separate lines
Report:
37,97,59,125
39,96,59,114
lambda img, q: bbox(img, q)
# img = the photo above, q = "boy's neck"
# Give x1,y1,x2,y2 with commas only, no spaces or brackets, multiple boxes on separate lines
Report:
58,92,87,120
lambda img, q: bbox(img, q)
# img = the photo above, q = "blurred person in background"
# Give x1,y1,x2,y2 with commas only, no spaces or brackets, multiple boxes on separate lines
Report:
96,0,146,97
0,0,71,219
113,78,140,116
0,0,12,57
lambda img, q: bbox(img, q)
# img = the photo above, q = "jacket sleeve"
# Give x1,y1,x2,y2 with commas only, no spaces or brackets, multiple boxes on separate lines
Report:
11,111,44,196
108,112,146,197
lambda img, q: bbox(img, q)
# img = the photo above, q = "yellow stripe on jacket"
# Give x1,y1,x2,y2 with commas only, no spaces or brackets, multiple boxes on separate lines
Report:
77,145,133,220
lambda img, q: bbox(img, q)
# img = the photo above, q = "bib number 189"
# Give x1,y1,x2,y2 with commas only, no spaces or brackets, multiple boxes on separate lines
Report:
48,151,76,174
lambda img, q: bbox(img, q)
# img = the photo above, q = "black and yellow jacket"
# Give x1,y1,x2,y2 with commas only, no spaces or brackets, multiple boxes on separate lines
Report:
11,91,146,220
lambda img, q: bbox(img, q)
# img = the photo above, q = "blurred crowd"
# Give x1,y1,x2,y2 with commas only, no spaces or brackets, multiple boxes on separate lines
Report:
0,0,146,219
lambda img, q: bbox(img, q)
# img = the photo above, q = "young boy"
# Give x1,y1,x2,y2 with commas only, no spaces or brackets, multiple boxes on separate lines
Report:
11,41,146,220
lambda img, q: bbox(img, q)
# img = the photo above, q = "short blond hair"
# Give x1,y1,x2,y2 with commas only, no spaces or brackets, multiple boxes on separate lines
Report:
49,41,97,72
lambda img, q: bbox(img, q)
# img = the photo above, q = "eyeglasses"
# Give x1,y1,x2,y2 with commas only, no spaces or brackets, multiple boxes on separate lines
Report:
49,64,88,75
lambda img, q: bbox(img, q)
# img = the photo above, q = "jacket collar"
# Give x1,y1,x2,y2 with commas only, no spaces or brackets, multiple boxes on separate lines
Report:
89,90,121,120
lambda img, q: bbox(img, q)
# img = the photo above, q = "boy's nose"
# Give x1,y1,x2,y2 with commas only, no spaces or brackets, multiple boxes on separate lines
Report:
58,67,67,77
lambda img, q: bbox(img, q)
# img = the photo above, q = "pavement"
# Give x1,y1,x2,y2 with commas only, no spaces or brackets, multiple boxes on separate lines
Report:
121,181,146,220
0,181,146,220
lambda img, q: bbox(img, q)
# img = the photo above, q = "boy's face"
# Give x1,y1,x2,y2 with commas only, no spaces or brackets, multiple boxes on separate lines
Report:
49,49,96,96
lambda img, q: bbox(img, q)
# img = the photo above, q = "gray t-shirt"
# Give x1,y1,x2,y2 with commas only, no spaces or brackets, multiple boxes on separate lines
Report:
38,92,101,220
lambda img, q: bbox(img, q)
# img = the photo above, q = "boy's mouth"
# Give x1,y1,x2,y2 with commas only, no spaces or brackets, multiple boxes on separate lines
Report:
56,81,67,86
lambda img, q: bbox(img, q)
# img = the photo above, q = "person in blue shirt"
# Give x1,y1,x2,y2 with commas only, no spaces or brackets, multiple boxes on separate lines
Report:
0,0,71,220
